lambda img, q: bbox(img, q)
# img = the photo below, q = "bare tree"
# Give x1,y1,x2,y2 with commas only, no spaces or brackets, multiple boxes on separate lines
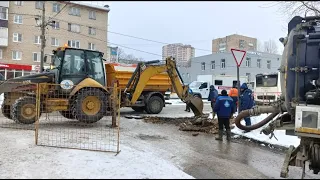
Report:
263,39,278,54
279,1,320,18
257,40,264,52
116,48,145,64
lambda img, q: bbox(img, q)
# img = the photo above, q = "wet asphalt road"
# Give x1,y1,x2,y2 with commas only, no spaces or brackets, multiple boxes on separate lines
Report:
119,103,318,179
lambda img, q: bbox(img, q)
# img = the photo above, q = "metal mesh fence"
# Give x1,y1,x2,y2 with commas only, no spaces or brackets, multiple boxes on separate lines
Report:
0,81,38,130
35,83,121,153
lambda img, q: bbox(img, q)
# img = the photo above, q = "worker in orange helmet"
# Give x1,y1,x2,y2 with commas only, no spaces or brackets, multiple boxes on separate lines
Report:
229,83,239,114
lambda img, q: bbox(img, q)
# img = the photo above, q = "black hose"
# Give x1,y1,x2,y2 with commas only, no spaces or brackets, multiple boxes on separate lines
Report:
235,110,280,131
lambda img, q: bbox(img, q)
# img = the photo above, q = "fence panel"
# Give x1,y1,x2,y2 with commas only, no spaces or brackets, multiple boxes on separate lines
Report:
35,82,121,153
0,80,38,130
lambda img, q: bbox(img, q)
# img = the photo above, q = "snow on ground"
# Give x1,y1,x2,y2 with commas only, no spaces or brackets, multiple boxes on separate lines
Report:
0,128,193,179
229,113,301,148
166,99,211,106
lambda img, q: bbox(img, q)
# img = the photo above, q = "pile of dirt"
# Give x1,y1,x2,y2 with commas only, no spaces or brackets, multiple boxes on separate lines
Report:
143,115,235,134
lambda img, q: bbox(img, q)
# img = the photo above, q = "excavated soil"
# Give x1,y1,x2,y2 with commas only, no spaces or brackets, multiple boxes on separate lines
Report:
143,115,235,134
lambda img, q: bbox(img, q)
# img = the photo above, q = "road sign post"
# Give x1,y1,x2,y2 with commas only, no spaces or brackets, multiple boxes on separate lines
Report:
231,48,246,113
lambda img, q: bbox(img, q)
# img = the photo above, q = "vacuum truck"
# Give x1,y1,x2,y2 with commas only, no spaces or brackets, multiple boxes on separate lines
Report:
235,16,320,178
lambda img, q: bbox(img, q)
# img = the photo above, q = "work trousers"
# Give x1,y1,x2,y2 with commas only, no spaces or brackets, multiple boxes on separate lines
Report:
211,101,215,112
185,103,190,111
218,117,230,131
244,117,251,126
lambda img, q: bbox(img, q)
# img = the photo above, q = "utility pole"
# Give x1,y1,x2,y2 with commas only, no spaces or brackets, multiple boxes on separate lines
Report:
40,1,46,73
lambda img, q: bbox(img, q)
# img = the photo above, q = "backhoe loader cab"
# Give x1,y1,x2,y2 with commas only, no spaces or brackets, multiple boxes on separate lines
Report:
50,47,106,88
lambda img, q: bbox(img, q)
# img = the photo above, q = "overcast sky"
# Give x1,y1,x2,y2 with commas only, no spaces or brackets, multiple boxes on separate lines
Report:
99,1,289,60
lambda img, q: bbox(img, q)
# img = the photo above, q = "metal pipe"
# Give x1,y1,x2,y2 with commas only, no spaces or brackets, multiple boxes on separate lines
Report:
235,106,280,131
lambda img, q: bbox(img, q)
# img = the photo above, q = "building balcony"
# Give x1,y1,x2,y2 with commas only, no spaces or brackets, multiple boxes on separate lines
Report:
0,27,8,47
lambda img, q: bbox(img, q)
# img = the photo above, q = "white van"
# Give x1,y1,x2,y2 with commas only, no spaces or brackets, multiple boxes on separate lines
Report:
189,75,247,98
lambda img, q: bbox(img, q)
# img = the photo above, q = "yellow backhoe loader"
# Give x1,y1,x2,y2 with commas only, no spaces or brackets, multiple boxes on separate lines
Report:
0,45,203,124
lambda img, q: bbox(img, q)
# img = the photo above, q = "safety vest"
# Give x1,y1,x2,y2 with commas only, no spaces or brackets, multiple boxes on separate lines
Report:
229,88,238,97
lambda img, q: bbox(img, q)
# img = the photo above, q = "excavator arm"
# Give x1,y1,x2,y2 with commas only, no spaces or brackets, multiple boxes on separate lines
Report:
124,57,204,116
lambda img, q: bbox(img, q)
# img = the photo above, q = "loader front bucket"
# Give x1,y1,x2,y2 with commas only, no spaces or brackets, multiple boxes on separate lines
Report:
188,96,204,116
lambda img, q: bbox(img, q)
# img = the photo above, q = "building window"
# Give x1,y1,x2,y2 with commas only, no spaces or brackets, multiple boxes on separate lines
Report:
211,60,215,70
88,43,95,50
12,51,22,60
246,73,251,82
33,52,40,62
201,62,205,71
267,60,271,69
51,37,59,46
89,11,96,20
245,57,251,67
14,15,23,24
221,59,225,69
239,39,245,49
52,3,61,12
88,27,96,35
34,35,40,44
257,59,261,68
68,23,80,33
52,21,60,29
35,1,44,9
69,7,80,16
0,7,7,20
68,40,80,48
13,33,22,42
14,1,23,6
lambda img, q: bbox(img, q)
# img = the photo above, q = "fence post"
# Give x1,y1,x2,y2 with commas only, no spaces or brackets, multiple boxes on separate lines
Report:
112,82,118,128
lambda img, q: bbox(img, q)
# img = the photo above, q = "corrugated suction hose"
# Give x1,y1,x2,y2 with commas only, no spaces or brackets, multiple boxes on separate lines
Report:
235,106,280,131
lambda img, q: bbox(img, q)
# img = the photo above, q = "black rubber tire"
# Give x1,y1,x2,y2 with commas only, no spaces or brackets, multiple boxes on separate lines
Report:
59,110,75,119
145,96,164,114
131,106,145,112
310,144,320,174
71,88,107,123
1,102,12,120
11,96,40,124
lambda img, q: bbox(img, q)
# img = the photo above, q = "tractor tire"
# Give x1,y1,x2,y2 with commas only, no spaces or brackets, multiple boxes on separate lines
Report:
1,102,12,120
71,88,107,123
131,106,145,112
59,110,75,119
145,96,164,114
11,96,40,124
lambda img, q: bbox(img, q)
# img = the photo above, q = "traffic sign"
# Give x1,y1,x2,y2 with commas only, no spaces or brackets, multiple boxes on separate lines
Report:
231,48,246,113
231,48,246,67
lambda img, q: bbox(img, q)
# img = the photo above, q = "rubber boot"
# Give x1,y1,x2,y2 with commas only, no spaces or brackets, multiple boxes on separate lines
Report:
215,130,223,141
226,129,231,141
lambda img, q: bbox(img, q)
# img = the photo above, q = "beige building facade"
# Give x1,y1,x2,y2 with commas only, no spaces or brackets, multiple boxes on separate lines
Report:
0,1,109,79
212,34,257,53
162,43,195,66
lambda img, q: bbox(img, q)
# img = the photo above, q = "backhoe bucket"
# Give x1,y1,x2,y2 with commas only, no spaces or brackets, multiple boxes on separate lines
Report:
188,96,204,116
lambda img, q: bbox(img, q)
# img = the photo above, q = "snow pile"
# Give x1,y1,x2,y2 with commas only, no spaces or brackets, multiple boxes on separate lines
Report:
229,113,301,148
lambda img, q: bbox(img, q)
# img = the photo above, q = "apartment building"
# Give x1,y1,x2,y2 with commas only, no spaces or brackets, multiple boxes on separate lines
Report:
0,1,110,80
212,34,257,53
179,50,281,85
162,43,195,66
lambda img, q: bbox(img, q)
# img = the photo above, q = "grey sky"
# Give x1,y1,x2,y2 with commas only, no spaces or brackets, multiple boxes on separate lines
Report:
103,1,287,60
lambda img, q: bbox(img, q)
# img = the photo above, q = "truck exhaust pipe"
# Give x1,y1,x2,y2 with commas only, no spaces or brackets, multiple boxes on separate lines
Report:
235,106,280,131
